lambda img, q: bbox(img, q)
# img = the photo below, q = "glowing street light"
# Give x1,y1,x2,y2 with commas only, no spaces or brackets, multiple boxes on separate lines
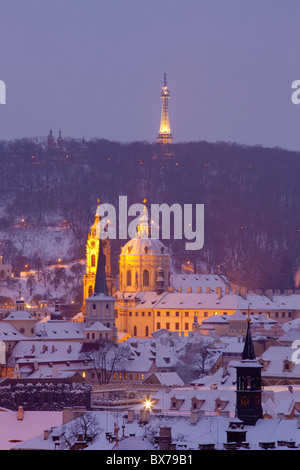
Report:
144,398,153,410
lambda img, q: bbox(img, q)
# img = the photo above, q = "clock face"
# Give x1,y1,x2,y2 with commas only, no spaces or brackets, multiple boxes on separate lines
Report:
90,241,96,248
240,395,250,406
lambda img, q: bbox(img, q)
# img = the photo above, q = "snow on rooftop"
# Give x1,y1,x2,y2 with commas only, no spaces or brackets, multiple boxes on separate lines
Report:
0,409,62,450
170,273,230,292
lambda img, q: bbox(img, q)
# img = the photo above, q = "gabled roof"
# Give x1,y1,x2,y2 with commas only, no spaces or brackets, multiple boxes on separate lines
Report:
84,321,111,331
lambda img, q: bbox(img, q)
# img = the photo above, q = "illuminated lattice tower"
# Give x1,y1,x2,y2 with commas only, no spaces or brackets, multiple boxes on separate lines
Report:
157,73,173,145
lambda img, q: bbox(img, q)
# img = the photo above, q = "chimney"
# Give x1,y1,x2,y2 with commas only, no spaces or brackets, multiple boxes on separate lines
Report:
44,429,51,440
240,287,247,300
265,289,273,301
159,427,172,451
62,407,73,424
52,365,59,377
17,406,24,420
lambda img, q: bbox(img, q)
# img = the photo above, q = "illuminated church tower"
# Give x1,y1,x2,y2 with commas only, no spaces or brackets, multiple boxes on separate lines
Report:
157,73,173,145
82,200,113,312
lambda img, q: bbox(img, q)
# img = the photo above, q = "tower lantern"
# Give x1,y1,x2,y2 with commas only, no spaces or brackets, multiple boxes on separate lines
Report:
157,73,173,145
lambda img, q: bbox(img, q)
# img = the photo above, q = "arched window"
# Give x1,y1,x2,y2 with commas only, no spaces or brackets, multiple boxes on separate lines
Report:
133,325,137,336
143,269,150,286
88,285,93,297
91,254,96,267
127,270,132,286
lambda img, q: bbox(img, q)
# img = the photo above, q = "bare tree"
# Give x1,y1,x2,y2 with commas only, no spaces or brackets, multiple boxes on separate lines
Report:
26,273,36,296
40,267,52,287
82,339,131,385
59,413,101,450
70,262,85,286
178,338,216,382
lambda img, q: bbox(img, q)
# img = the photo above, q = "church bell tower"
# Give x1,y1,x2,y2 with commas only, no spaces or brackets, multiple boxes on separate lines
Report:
82,200,113,313
235,317,263,425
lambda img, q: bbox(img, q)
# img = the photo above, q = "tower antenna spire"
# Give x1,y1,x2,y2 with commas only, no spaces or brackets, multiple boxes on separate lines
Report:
157,73,173,145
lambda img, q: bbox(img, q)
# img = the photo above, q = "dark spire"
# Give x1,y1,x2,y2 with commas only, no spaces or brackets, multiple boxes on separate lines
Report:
93,239,108,296
164,72,167,87
242,318,256,360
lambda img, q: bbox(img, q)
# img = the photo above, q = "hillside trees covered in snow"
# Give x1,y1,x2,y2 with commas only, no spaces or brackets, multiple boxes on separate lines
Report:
0,137,299,290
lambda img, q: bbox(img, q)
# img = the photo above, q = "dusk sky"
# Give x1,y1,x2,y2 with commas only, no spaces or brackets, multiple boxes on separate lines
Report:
1,0,300,150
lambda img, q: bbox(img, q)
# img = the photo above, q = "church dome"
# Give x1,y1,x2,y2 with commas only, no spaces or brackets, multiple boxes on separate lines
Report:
121,237,168,256
118,200,171,294
120,200,169,257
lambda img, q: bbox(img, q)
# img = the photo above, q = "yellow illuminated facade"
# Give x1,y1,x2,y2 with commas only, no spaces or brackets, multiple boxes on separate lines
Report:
157,73,173,145
82,201,113,312
115,201,171,336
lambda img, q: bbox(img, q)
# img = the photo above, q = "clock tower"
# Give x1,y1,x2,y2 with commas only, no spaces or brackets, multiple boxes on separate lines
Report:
235,317,263,426
82,200,113,313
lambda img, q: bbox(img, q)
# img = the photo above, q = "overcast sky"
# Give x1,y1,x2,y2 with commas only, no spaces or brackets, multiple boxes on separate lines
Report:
0,0,300,150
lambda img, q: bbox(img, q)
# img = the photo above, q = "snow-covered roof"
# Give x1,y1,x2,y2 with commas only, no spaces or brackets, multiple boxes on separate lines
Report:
145,372,185,387
11,340,83,364
279,328,300,344
4,309,34,321
0,409,62,450
116,288,300,313
10,399,300,450
170,273,229,292
113,436,156,450
120,237,168,256
0,322,26,341
261,346,300,378
35,321,85,340
84,321,111,331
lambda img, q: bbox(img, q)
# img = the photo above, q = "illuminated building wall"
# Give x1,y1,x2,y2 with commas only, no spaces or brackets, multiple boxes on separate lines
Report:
82,201,113,312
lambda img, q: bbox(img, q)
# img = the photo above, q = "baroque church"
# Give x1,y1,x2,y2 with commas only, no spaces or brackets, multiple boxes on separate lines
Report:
82,199,300,340
82,200,172,339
